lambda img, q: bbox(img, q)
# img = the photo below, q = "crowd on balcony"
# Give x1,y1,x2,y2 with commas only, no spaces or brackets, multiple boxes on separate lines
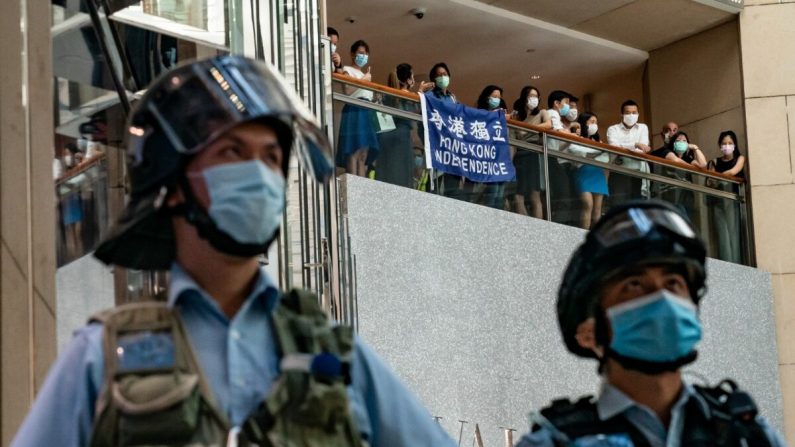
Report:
328,30,747,261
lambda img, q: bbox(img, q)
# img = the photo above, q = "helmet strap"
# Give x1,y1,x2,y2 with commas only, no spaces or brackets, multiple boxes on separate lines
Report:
604,347,698,375
168,176,276,258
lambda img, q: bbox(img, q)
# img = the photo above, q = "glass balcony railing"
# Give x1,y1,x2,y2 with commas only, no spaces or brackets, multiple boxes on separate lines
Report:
331,74,752,265
55,154,111,267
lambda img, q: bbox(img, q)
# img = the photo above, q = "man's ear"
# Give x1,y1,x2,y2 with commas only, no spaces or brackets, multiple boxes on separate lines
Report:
575,317,604,358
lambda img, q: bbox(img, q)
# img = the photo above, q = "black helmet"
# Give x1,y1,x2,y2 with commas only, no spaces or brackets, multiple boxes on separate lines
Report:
94,55,333,270
557,200,707,359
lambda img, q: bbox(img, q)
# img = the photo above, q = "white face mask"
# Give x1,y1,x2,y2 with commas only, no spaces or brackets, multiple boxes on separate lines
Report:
623,113,639,127
587,123,598,137
663,132,671,144
330,43,337,53
527,97,539,110
566,108,578,122
64,155,74,167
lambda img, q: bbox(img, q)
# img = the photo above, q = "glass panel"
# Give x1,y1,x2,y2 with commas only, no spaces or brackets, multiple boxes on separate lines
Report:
509,127,546,219
56,158,110,266
332,82,397,178
331,78,749,264
369,99,424,190
110,0,227,48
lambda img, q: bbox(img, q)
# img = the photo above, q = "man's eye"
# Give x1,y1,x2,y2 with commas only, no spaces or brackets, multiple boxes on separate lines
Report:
620,278,643,293
221,146,241,158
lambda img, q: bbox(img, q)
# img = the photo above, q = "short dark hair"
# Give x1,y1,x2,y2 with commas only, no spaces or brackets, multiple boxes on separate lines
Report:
547,90,575,109
396,63,413,84
429,62,451,80
327,27,339,38
350,40,369,54
620,99,639,114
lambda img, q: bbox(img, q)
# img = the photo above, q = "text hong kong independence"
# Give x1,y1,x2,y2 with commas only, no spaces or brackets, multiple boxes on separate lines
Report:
420,93,516,183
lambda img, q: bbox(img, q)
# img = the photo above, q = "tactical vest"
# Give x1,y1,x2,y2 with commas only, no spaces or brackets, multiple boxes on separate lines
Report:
533,382,773,447
89,289,363,447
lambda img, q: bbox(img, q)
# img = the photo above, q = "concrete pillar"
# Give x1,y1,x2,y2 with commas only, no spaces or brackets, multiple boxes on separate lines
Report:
740,1,795,443
0,0,56,443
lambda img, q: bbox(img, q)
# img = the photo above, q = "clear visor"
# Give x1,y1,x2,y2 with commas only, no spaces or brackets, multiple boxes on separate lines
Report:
129,56,332,181
593,207,696,248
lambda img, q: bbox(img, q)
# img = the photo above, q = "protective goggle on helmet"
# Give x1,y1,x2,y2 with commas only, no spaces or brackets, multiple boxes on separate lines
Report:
95,55,332,270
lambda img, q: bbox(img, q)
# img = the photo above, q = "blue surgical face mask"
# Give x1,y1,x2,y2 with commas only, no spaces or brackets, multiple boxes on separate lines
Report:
559,103,571,118
673,140,688,154
197,160,285,245
415,156,424,168
434,75,450,90
487,97,501,109
354,53,368,68
607,289,702,363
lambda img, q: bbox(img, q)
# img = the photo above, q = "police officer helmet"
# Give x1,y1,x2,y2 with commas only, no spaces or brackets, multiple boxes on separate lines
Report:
94,55,332,270
557,200,707,359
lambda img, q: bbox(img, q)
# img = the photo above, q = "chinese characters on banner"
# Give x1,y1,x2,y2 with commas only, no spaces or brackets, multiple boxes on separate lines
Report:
420,93,516,183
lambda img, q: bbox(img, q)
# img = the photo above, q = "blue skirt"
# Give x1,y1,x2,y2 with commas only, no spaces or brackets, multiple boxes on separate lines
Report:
337,104,379,166
574,164,609,196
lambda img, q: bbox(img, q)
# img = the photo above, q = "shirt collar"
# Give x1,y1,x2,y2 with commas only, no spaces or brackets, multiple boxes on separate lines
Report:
167,262,280,313
596,381,709,421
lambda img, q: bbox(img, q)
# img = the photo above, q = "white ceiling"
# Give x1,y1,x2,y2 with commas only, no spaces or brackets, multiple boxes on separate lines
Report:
327,0,736,106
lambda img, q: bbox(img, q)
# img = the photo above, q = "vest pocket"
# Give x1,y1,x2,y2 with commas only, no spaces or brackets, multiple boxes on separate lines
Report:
113,373,201,445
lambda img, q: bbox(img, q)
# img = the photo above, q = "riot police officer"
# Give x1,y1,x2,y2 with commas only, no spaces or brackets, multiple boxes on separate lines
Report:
13,56,456,447
516,200,786,447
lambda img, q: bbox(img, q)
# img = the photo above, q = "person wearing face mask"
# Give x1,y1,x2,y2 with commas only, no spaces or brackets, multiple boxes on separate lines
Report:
426,62,468,201
606,100,652,203
327,27,343,74
474,85,508,209
562,99,579,129
547,90,579,226
669,131,706,169
658,131,707,222
650,121,690,166
515,200,785,447
13,56,458,447
426,62,456,104
375,63,421,189
510,86,551,218
337,40,379,178
571,112,609,230
707,130,746,263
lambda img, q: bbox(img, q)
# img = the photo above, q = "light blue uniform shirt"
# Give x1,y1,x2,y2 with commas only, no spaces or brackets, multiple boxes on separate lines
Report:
12,264,456,447
516,382,786,447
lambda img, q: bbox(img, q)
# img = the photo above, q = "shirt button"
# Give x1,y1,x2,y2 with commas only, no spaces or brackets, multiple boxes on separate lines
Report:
231,330,241,340
236,378,247,387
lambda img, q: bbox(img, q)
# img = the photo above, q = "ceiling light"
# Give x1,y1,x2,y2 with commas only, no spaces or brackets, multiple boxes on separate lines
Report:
530,74,542,80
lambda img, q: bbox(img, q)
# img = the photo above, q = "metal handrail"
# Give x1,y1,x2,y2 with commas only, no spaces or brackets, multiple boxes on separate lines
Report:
332,73,745,186
332,86,741,201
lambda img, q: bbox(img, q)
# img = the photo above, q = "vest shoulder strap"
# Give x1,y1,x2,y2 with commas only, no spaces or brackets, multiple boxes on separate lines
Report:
687,380,773,447
242,288,361,447
536,395,651,447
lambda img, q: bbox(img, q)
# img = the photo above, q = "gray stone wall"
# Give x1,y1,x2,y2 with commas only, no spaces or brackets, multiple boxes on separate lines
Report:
341,174,784,446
